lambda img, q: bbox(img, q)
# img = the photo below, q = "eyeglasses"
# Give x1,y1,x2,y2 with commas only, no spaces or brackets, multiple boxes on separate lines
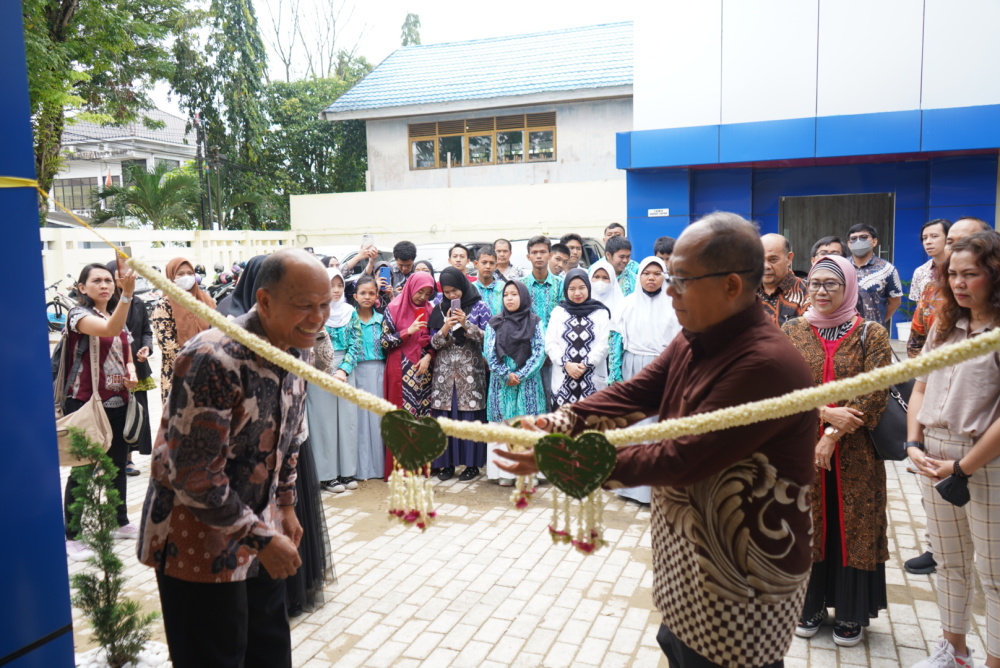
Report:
806,280,845,292
666,269,756,295
813,250,842,257
848,234,872,242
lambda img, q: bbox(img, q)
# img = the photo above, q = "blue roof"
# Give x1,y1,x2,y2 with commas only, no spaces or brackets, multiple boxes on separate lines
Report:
323,22,632,117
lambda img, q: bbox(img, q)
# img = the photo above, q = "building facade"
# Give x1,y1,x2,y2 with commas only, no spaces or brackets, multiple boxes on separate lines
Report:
292,22,633,246
620,0,999,333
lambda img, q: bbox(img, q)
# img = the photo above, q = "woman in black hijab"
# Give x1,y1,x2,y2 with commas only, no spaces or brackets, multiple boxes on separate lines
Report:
216,255,266,318
483,281,547,484
427,267,494,481
544,268,612,407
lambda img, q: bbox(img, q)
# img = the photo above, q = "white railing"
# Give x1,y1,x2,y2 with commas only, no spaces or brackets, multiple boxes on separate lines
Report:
40,228,299,285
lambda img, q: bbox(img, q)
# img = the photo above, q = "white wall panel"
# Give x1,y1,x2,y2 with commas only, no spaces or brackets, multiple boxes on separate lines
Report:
721,0,819,125
922,0,1000,109
816,0,923,116
633,0,722,131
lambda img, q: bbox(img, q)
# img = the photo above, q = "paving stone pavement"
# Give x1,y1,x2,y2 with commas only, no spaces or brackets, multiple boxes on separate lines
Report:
63,348,988,667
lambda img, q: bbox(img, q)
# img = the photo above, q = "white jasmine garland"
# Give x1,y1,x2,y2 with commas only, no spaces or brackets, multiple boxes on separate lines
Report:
130,257,1000,448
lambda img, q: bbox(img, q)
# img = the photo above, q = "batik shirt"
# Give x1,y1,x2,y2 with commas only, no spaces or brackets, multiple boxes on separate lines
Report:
341,310,385,375
326,321,354,352
525,271,564,331
757,273,809,326
473,278,504,316
619,260,639,296
494,264,524,282
909,260,935,302
138,309,308,583
855,255,902,324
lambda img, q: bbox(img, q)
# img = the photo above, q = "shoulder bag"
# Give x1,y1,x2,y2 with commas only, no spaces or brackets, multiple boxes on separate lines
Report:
860,322,912,460
54,333,113,466
122,390,145,445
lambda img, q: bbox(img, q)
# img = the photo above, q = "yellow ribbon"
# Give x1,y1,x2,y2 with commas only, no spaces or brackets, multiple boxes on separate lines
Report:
3,175,127,258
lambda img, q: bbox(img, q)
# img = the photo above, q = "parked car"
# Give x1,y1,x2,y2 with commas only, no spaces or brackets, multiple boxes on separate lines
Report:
507,236,604,275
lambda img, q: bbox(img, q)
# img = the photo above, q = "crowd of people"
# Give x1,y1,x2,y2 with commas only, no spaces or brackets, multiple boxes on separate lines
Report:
53,213,1000,668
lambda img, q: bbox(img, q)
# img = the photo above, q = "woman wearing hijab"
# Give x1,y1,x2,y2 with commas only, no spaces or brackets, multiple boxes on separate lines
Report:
380,271,437,479
782,254,891,647
610,256,680,382
310,268,361,493
588,259,625,388
609,256,681,505
484,280,547,485
150,257,217,402
427,267,493,481
215,254,265,319
545,268,611,406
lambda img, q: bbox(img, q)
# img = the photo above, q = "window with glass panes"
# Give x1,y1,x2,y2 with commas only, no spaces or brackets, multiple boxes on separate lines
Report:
51,177,98,210
408,112,556,169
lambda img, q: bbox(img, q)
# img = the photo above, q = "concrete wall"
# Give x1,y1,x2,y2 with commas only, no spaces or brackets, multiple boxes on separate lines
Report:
634,0,1000,132
365,98,631,191
290,180,626,247
40,229,297,286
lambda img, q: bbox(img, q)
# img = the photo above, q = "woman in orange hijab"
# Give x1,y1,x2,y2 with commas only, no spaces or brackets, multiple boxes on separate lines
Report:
150,257,217,403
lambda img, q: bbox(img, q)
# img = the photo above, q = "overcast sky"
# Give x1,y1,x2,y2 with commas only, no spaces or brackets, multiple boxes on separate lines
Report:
152,0,637,117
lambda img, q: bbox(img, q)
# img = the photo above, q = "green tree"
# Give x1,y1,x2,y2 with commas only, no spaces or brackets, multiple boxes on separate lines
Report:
66,427,158,668
171,0,269,229
259,65,371,226
92,162,201,230
401,12,421,46
22,0,186,214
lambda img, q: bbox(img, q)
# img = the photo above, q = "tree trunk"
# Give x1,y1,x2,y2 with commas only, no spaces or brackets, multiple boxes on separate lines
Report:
35,101,66,222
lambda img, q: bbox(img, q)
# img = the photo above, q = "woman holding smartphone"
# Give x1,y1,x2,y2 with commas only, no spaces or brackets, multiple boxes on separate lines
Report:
380,271,436,479
427,267,492,481
62,263,139,560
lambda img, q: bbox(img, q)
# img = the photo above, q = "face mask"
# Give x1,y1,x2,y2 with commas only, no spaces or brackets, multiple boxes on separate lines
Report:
174,275,196,291
849,239,873,257
591,281,612,300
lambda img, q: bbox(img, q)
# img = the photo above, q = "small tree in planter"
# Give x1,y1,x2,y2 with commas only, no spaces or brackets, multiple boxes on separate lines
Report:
66,427,158,668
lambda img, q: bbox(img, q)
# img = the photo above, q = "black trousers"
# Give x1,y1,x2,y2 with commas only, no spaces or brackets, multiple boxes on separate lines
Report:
156,571,291,668
63,398,129,537
657,624,784,668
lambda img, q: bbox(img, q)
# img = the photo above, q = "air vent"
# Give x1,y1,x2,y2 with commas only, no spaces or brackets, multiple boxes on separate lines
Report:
527,112,556,128
466,117,495,133
409,122,436,138
496,114,526,130
437,120,465,135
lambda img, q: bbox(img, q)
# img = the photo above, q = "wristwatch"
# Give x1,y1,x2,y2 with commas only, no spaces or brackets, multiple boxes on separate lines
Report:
120,295,133,304
904,440,925,452
823,425,839,439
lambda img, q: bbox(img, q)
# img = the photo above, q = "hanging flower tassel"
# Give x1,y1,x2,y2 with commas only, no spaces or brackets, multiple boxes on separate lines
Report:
547,490,573,543
511,474,536,509
387,463,437,531
571,490,607,554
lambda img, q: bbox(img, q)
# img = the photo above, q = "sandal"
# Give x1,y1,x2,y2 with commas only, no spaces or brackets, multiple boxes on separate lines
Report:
125,461,140,476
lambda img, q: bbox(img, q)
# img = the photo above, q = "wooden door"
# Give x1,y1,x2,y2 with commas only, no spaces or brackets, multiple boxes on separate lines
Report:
778,193,896,274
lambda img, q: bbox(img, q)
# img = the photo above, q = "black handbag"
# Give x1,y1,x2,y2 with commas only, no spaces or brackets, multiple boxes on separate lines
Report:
934,474,971,507
860,322,912,460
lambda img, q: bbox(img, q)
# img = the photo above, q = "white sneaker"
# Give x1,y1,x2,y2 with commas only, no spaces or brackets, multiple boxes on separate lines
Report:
324,481,346,493
911,638,976,668
67,540,94,562
115,523,140,540
343,479,359,490
498,478,515,487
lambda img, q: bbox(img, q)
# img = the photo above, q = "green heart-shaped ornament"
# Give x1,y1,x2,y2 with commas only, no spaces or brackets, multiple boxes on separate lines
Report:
535,431,617,500
380,410,448,471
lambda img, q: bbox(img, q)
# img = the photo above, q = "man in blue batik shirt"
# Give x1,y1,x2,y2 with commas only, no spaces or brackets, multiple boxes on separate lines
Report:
847,223,902,327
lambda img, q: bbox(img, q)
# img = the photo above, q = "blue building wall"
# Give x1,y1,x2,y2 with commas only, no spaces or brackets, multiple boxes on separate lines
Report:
1,2,77,666
625,155,998,332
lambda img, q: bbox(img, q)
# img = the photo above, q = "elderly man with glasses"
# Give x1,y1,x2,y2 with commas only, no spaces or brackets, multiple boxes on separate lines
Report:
499,212,817,668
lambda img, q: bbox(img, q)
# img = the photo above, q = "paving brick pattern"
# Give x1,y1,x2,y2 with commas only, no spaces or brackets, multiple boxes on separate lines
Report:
64,349,988,667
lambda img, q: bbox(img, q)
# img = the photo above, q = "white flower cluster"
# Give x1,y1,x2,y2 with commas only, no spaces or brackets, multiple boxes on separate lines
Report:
130,258,1000,448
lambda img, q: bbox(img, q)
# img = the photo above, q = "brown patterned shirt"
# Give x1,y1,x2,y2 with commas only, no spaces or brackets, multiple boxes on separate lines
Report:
757,272,809,326
560,304,816,667
138,310,309,583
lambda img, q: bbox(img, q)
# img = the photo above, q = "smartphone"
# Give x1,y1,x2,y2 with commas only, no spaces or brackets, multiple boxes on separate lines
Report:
114,246,132,276
378,266,392,287
361,233,375,249
450,298,462,313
